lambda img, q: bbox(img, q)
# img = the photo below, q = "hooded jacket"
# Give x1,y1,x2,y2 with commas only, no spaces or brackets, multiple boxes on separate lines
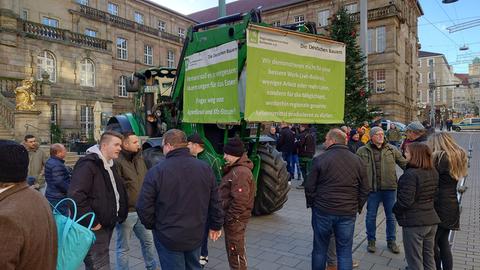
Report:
219,154,255,223
68,145,128,228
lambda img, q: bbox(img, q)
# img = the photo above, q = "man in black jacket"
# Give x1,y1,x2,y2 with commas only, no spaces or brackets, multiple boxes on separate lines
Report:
137,129,224,270
296,124,316,188
68,131,128,270
277,123,295,179
305,128,369,270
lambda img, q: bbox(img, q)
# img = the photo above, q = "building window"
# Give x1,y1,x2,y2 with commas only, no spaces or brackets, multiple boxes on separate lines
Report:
80,106,94,138
344,3,358,14
428,72,435,82
37,51,56,82
21,9,28,20
42,17,59,28
80,59,95,87
77,0,88,5
418,73,422,84
376,69,386,93
271,21,281,26
376,26,386,53
419,59,422,67
144,45,153,65
134,12,144,24
178,28,185,38
51,104,58,125
167,50,175,68
108,3,118,16
158,20,166,32
428,58,434,66
116,38,128,60
318,10,329,27
294,15,304,23
368,70,374,91
367,29,374,54
84,28,97,37
118,76,128,97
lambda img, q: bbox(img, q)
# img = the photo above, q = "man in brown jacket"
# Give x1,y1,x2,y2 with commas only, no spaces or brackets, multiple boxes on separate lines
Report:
219,137,255,270
114,132,157,270
23,134,48,191
0,140,57,270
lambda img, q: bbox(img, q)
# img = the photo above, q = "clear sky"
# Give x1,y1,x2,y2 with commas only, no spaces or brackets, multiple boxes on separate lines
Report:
153,0,480,74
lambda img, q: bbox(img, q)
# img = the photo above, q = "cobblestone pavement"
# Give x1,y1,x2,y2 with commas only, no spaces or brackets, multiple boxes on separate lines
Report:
82,132,479,270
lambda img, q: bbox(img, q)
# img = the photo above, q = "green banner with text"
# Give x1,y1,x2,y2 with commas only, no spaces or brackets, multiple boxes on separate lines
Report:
183,41,240,123
245,26,346,123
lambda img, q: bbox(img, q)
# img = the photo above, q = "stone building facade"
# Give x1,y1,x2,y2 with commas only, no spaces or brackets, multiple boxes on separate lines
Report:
417,51,456,122
0,0,194,142
190,0,424,123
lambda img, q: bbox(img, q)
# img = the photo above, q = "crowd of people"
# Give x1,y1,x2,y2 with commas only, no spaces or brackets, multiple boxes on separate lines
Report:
0,119,468,270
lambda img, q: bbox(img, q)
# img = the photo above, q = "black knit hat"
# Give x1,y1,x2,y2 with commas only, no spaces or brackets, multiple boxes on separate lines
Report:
187,133,204,145
0,140,29,183
223,137,244,157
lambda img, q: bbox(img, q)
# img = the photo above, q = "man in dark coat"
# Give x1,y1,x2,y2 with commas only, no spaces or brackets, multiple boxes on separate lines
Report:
219,137,255,270
0,140,58,270
68,131,128,270
401,121,428,156
136,129,224,270
114,132,157,270
45,143,71,215
296,124,316,188
305,129,370,270
277,123,296,179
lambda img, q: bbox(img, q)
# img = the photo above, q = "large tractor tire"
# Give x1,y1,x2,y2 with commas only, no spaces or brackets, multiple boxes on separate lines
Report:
252,144,291,216
143,147,165,169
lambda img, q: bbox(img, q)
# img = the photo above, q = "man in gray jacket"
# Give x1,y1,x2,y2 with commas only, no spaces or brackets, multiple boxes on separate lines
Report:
357,126,408,254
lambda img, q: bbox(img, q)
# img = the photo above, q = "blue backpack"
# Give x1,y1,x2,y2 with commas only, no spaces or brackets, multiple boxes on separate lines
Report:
52,198,96,270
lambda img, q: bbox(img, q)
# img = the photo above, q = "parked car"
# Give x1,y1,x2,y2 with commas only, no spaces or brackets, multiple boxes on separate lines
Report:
453,117,480,131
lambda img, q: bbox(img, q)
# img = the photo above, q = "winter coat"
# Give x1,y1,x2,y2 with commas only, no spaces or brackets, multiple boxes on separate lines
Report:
219,154,255,223
348,139,364,154
0,182,57,270
115,150,148,212
45,156,71,201
297,129,316,158
136,147,224,252
357,142,408,191
68,145,128,228
198,150,223,182
26,147,48,187
393,167,441,227
434,153,460,230
305,144,370,216
277,127,296,153
386,128,402,142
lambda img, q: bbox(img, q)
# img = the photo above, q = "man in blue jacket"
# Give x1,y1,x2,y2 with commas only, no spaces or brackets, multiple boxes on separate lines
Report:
44,143,71,214
137,129,224,270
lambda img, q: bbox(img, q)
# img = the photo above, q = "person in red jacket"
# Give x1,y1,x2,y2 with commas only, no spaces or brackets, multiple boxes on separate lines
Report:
219,137,255,270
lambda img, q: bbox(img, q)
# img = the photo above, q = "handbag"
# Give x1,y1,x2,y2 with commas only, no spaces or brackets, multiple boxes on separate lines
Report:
52,198,96,270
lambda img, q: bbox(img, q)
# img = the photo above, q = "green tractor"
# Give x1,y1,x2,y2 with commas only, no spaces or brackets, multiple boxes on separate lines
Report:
107,10,331,215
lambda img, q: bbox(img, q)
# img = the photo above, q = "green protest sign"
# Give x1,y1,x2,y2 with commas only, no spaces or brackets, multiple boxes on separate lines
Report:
245,25,346,123
183,41,240,123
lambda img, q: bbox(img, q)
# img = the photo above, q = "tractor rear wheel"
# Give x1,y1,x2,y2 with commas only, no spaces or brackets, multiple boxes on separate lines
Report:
252,144,291,216
143,147,165,169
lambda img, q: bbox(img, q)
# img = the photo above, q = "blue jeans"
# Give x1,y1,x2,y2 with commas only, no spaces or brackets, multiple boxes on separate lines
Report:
311,208,356,270
154,233,201,270
115,212,157,270
366,190,397,242
282,152,294,177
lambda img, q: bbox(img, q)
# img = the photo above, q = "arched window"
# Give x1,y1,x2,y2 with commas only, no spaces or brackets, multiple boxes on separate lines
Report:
37,51,56,82
80,58,95,87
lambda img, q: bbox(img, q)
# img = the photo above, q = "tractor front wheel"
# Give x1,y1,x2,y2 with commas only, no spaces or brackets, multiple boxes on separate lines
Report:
252,144,291,216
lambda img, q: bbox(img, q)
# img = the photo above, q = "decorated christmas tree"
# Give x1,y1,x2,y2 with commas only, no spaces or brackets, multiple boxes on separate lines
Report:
329,7,375,126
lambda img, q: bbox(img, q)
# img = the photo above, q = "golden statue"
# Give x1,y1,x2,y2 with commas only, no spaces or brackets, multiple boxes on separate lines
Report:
15,78,36,111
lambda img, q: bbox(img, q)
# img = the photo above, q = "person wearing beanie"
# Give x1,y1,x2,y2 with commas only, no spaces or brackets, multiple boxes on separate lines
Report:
187,133,223,268
0,140,58,270
219,137,255,270
401,121,428,156
357,127,408,255
348,129,364,154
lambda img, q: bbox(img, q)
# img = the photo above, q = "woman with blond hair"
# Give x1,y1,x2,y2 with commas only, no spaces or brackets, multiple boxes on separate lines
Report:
428,132,468,270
